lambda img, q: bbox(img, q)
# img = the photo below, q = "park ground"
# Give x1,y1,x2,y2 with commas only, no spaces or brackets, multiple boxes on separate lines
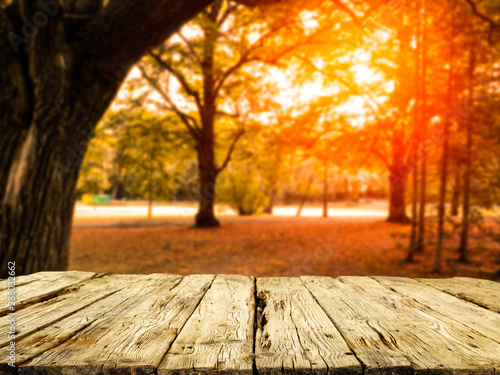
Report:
70,201,500,280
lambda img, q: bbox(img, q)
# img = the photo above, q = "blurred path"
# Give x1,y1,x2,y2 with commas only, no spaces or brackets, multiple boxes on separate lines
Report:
73,201,389,228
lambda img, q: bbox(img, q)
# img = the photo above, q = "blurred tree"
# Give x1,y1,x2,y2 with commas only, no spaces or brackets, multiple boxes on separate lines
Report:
217,165,270,215
118,112,189,218
77,127,113,196
138,0,319,227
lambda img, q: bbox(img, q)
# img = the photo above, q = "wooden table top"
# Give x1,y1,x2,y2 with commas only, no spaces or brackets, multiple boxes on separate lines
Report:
1,271,500,375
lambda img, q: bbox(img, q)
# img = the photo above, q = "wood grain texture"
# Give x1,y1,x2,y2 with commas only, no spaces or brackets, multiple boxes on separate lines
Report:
420,277,500,313
159,275,255,375
255,277,362,375
0,271,96,316
3,273,500,375
0,271,58,291
0,274,125,349
375,276,500,344
21,274,214,375
301,276,413,375
0,274,183,374
338,276,500,374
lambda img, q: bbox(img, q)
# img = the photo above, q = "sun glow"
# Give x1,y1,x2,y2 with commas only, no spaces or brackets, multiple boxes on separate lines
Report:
351,64,382,85
120,11,393,133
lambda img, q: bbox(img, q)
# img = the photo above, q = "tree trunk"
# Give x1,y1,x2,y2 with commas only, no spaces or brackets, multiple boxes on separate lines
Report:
435,4,455,274
296,175,314,218
388,168,409,223
458,42,475,263
408,164,419,260
148,168,153,220
111,168,125,200
263,186,277,214
0,0,213,278
0,134,81,277
416,0,428,254
322,160,328,218
0,110,117,278
193,2,221,228
408,0,422,261
194,153,220,227
451,163,461,216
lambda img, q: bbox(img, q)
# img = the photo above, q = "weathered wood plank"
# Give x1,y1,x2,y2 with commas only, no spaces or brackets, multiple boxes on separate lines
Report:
0,271,55,291
159,274,255,375
0,274,182,375
255,277,362,375
337,276,500,374
0,317,95,375
420,277,500,313
0,274,129,349
21,274,214,375
4,273,500,375
375,276,500,344
0,271,96,316
301,276,413,375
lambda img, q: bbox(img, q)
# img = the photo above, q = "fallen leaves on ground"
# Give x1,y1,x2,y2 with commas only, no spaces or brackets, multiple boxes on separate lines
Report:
70,220,500,279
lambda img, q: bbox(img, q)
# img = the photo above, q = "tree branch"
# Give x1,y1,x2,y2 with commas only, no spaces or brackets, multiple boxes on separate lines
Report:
297,55,385,115
177,31,203,66
149,51,204,112
216,128,245,174
218,3,238,26
213,51,254,97
139,65,201,140
370,143,391,169
76,0,213,81
214,19,323,97
463,0,499,43
331,0,365,30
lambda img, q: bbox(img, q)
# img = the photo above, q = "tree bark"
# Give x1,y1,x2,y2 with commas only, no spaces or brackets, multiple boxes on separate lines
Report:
451,162,461,216
435,1,455,273
194,143,220,227
0,0,212,278
388,128,410,223
148,168,153,220
322,160,328,218
193,1,221,228
416,0,428,254
458,42,475,263
408,0,422,261
388,168,409,223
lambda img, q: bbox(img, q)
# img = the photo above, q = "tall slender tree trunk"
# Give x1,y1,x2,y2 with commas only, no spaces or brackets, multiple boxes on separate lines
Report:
458,42,476,263
408,164,419,259
416,0,428,253
451,162,461,216
435,3,455,273
408,0,422,261
296,175,314,218
323,160,329,218
388,129,410,223
148,168,153,220
388,168,409,223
